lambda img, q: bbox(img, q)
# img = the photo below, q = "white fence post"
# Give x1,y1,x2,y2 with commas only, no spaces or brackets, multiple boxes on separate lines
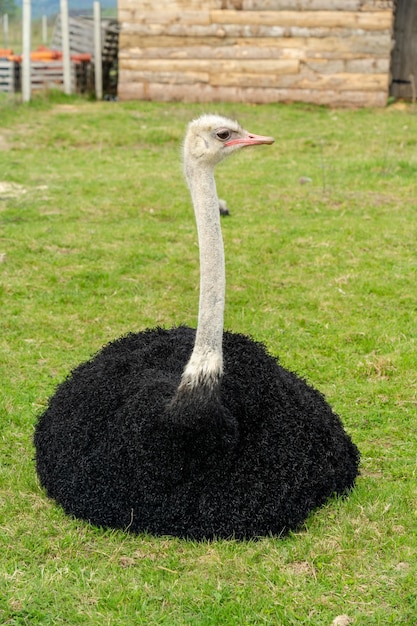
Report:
93,1,103,100
22,0,31,103
42,15,48,45
60,0,71,95
3,13,8,48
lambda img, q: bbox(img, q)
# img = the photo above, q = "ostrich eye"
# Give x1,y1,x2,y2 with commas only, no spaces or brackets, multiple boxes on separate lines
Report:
215,129,232,141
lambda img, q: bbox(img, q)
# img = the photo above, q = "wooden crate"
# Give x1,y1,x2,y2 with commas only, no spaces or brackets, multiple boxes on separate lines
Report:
51,15,119,93
0,58,18,93
28,60,75,91
51,16,119,62
28,60,91,94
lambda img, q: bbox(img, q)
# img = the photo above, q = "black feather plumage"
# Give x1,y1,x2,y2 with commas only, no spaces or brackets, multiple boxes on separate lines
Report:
34,326,359,540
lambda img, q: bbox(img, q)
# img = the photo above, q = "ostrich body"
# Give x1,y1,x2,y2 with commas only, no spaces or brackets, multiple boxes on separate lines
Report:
34,115,359,540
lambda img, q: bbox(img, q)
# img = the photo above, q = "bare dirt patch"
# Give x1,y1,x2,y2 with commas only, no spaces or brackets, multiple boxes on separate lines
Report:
0,181,27,198
0,133,11,151
51,103,92,114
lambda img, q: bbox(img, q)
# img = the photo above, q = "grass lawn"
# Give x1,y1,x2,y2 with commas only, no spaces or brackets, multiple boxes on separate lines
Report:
0,93,416,625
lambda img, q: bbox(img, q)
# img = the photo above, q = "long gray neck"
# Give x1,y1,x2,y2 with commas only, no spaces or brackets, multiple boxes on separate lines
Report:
178,160,225,392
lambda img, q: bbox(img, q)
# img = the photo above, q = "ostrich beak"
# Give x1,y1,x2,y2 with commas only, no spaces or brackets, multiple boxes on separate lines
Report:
225,132,275,148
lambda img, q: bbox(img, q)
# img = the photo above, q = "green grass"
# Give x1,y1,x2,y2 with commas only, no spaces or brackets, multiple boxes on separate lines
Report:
1,93,416,625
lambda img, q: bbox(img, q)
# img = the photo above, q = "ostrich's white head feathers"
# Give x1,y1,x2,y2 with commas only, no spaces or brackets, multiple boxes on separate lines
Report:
183,114,274,169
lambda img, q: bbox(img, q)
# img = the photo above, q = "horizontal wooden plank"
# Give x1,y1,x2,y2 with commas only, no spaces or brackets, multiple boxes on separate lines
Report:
119,33,392,57
210,10,393,30
0,60,16,92
119,0,221,9
120,68,209,85
119,57,300,74
208,71,290,88
117,78,388,107
223,0,394,10
119,45,305,61
119,65,387,91
120,21,392,41
118,10,211,25
117,0,393,11
211,69,388,90
303,33,392,55
119,50,390,74
0,61,14,72
305,57,390,73
119,58,387,91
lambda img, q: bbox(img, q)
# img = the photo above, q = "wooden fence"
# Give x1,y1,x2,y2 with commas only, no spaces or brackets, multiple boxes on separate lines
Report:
118,0,395,107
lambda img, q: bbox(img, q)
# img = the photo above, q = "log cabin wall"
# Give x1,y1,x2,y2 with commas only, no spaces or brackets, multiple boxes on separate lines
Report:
117,1,395,107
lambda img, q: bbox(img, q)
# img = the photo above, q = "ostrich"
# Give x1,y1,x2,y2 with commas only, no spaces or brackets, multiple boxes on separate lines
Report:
34,114,359,540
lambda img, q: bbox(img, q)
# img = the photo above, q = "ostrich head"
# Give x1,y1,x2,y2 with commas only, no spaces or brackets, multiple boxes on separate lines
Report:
183,114,274,170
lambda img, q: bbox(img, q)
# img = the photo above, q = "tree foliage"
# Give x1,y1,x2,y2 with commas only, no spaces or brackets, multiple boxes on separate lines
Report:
0,0,18,18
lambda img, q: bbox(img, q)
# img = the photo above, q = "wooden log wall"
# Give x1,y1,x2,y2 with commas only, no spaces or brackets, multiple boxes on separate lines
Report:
117,0,395,107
